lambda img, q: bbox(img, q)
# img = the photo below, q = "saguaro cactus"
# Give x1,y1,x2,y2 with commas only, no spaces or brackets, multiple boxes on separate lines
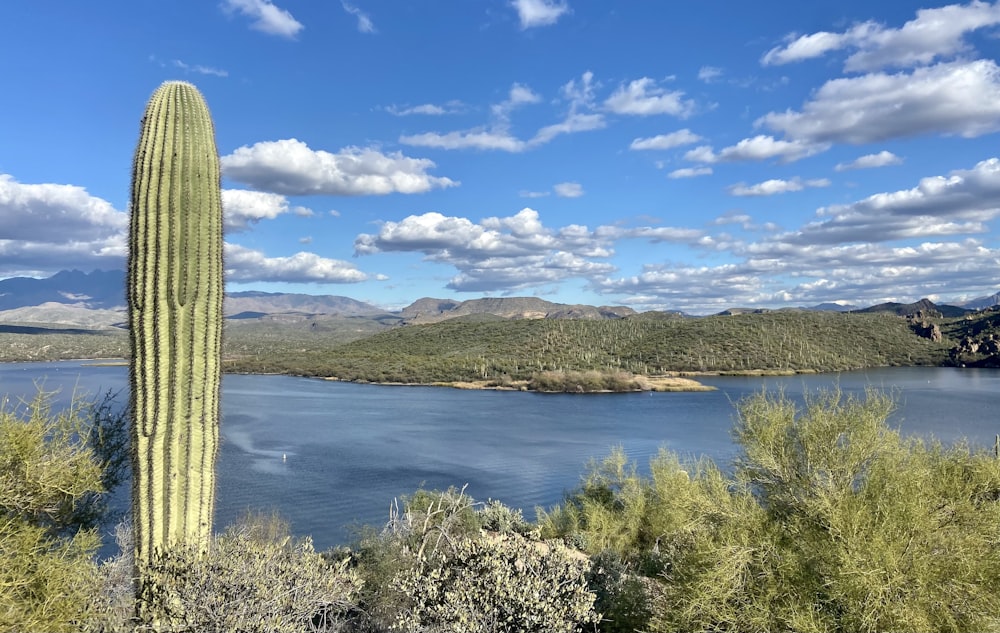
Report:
127,81,223,570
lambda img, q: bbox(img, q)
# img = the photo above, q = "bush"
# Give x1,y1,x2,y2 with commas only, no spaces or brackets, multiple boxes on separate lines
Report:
390,532,599,633
91,511,363,633
0,390,112,632
540,389,1000,633
351,489,600,633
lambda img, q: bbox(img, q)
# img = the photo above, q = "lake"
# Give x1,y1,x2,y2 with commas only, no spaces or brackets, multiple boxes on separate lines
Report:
2,361,999,554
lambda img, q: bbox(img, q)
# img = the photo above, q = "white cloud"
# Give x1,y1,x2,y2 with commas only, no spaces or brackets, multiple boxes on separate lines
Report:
554,182,584,198
511,0,570,29
387,101,464,116
667,166,713,179
728,177,831,197
400,73,611,153
835,150,903,171
172,59,228,77
353,208,707,294
400,129,527,152
630,129,703,150
225,243,368,283
685,135,827,164
761,1,1000,71
604,77,694,117
221,0,303,38
221,139,458,195
0,174,127,273
341,1,375,33
222,189,304,232
698,66,724,83
0,174,126,241
531,112,606,146
759,60,1000,144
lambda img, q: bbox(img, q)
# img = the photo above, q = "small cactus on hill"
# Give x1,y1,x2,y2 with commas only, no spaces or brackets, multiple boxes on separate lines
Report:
127,81,224,581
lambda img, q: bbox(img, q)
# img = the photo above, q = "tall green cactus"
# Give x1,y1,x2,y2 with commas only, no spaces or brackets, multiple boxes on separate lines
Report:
127,80,223,571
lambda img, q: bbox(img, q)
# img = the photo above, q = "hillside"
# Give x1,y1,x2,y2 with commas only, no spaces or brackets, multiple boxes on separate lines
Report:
228,310,954,382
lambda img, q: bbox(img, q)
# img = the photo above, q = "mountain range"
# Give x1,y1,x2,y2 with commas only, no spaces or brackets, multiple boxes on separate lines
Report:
0,269,996,328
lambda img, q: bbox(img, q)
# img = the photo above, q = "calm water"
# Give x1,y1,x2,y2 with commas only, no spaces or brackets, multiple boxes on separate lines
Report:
2,362,999,553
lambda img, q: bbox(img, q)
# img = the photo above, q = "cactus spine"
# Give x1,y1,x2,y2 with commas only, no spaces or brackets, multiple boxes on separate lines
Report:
128,81,223,568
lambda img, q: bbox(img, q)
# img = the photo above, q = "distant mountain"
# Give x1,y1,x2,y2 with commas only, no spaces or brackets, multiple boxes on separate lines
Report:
0,269,125,311
225,291,388,318
853,298,970,318
809,302,858,312
400,296,635,324
956,292,1000,311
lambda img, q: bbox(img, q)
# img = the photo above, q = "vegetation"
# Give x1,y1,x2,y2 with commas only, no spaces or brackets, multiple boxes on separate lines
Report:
0,390,127,633
6,306,999,385
227,310,952,382
89,512,363,633
538,388,1000,632
5,385,1000,631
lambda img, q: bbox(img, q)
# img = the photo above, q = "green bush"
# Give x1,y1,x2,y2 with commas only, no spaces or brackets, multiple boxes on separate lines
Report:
0,390,114,633
541,389,1000,633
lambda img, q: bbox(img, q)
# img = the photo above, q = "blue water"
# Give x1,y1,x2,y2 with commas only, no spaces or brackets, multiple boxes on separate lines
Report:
2,362,998,553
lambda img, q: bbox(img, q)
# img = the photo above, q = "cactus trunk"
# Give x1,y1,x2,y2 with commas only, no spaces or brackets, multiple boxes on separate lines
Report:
127,81,223,570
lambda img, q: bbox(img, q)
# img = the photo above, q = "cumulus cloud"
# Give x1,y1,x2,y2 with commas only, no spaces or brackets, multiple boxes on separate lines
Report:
222,189,312,232
511,0,570,28
728,177,831,197
667,166,713,179
630,129,703,150
554,182,584,198
604,77,694,117
685,135,827,164
594,157,1000,312
341,1,375,33
225,243,368,283
221,139,458,195
761,1,1000,71
835,150,903,171
221,0,303,38
354,208,702,294
758,60,1000,144
0,174,127,274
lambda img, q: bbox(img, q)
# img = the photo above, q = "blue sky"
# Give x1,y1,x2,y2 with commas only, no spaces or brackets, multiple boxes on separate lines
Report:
3,1,1000,314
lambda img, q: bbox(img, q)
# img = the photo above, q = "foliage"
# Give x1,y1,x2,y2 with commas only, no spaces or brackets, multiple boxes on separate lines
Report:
90,511,363,633
390,533,599,633
540,389,1000,633
0,390,112,632
228,310,953,382
351,488,599,633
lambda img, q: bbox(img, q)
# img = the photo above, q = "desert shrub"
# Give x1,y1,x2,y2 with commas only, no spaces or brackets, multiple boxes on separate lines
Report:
541,389,1000,633
353,489,600,633
91,511,363,633
650,388,1000,633
586,550,652,633
0,390,113,633
390,532,599,633
480,498,533,535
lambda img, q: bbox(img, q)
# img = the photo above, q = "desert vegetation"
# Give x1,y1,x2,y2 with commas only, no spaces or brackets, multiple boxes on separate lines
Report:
7,307,1000,386
4,386,1000,632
